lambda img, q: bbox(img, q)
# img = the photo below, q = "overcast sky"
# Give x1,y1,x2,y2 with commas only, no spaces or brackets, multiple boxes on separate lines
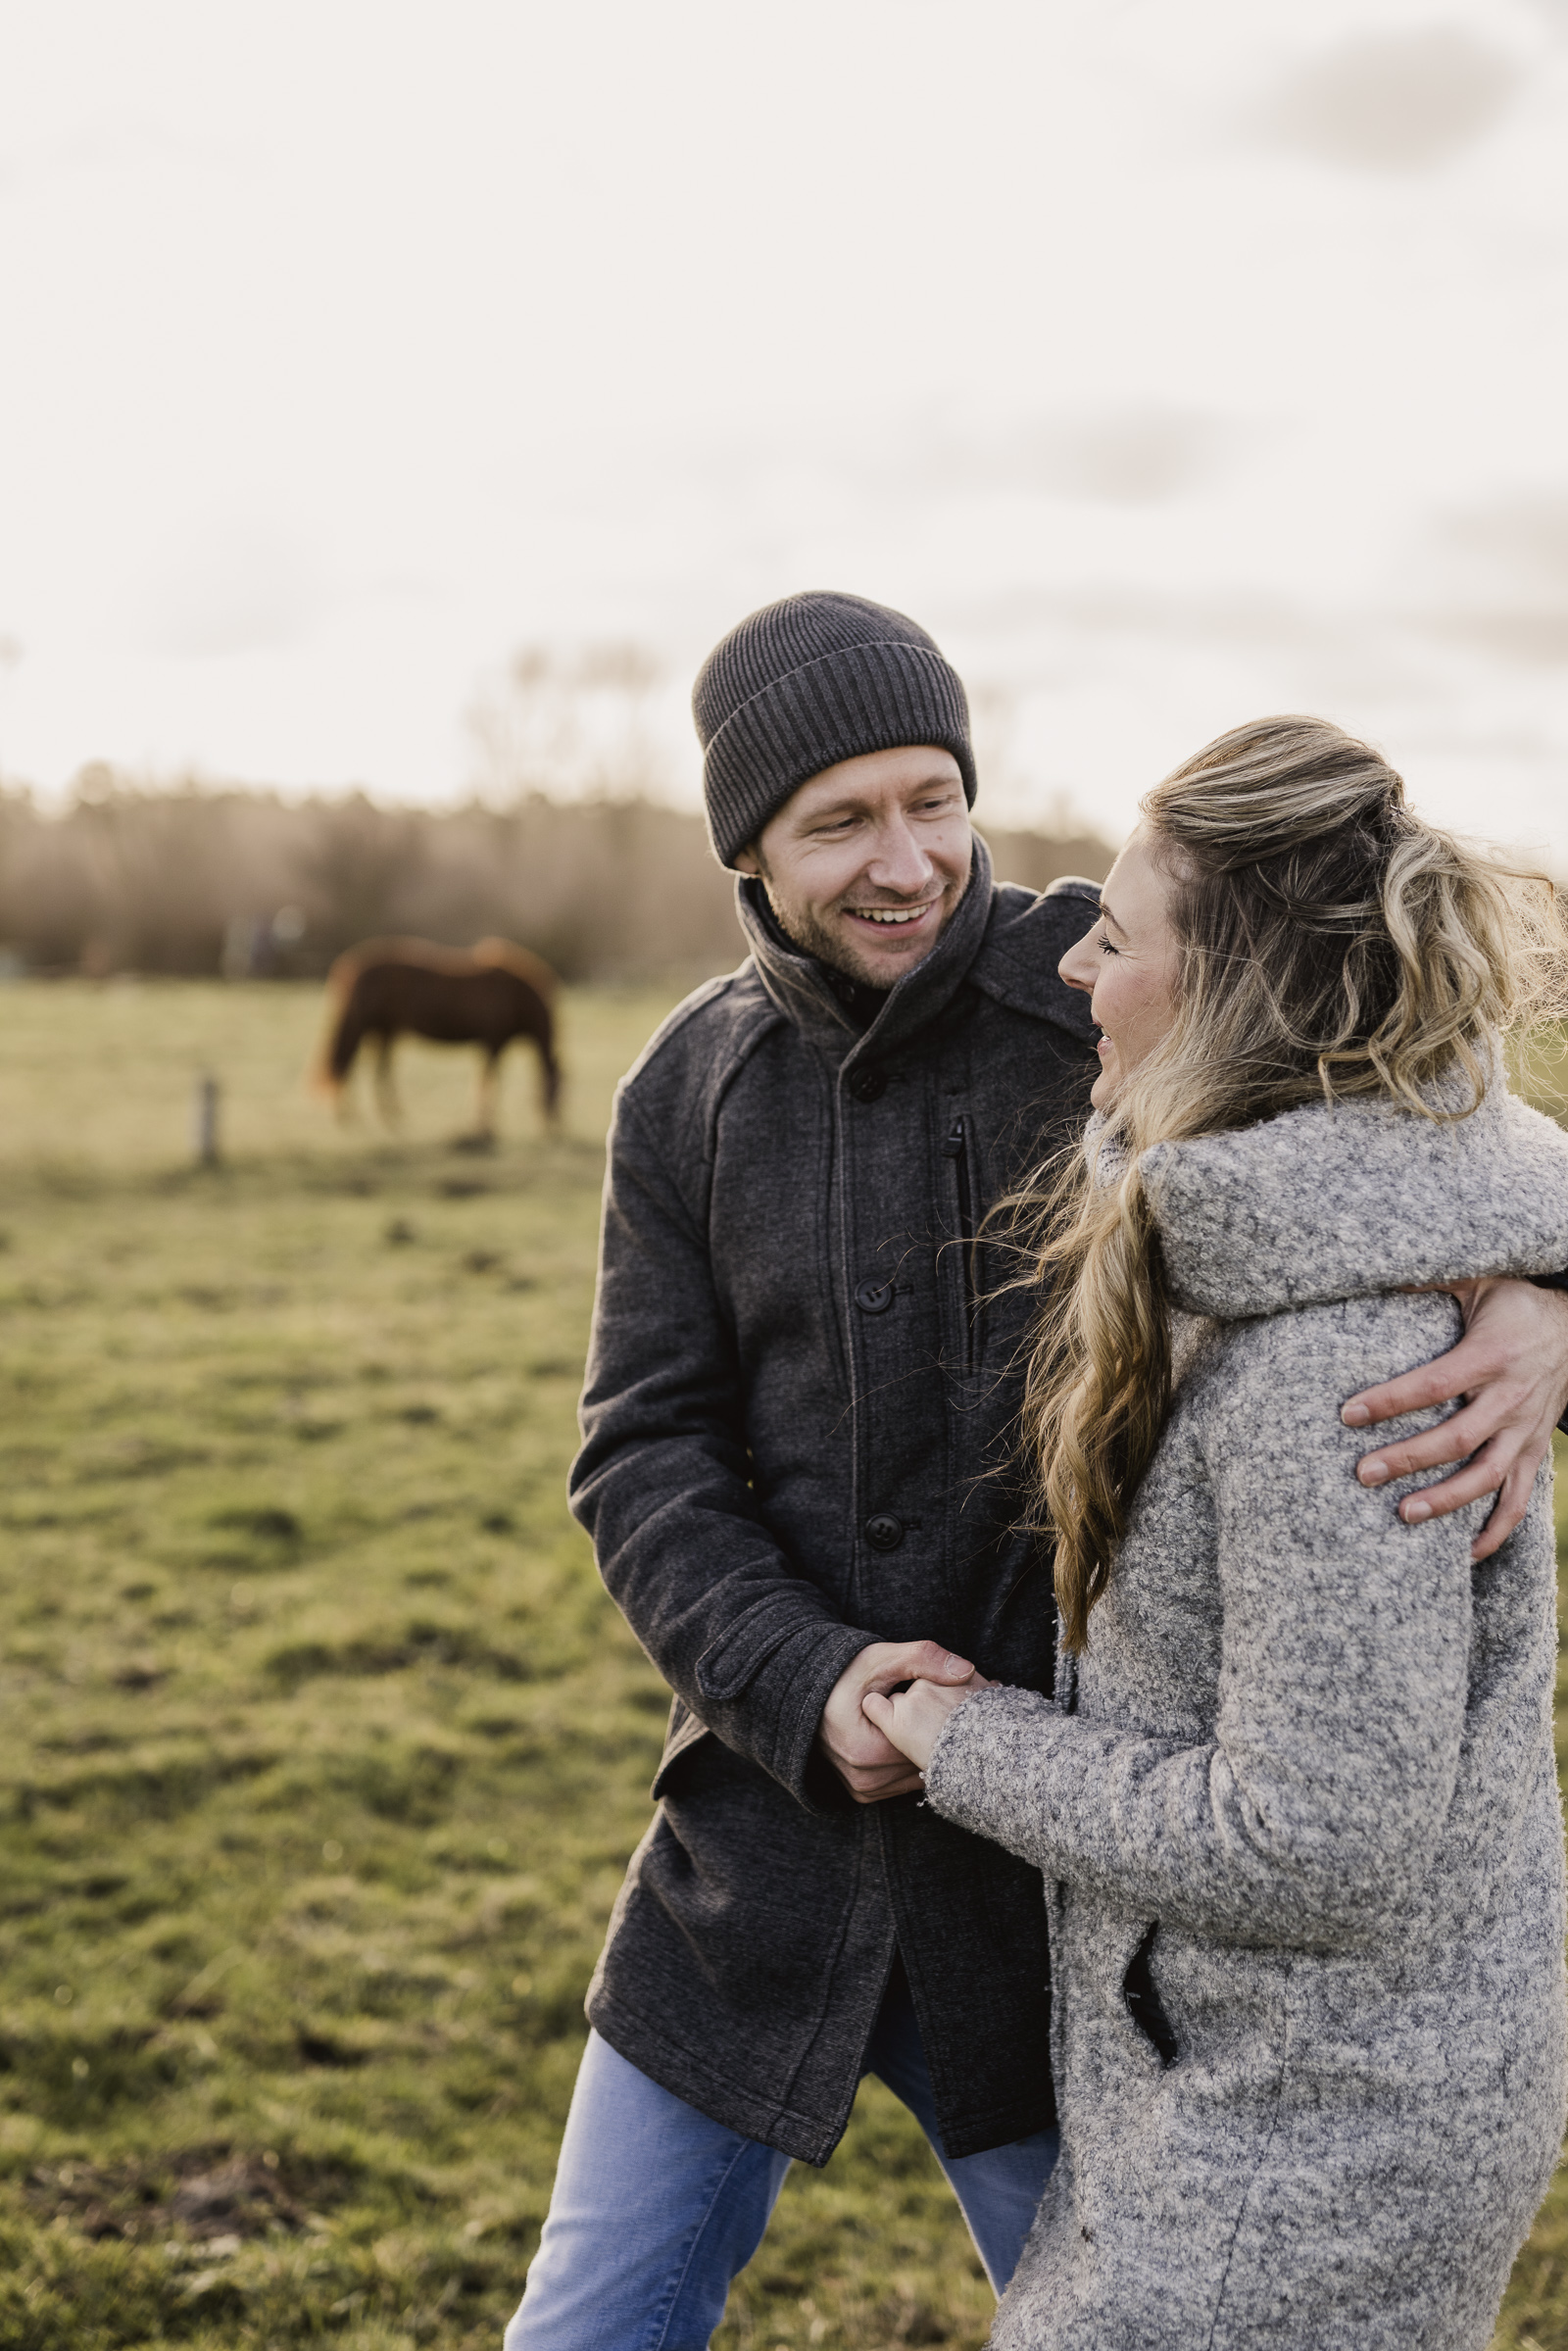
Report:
1,0,1565,853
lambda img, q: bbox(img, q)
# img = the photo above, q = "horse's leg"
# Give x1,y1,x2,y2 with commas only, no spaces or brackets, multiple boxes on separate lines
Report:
323,1005,364,1121
332,1042,359,1124
373,1034,402,1130
476,1049,502,1139
538,1024,562,1129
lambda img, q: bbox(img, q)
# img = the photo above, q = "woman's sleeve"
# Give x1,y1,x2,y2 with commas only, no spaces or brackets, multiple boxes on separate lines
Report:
924,1293,1485,1950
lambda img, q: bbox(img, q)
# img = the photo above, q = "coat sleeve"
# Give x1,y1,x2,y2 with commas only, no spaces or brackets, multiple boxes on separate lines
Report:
924,1294,1491,1949
568,1084,878,1809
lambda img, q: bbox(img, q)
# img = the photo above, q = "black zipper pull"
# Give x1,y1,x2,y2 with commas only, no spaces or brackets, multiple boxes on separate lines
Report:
945,1117,974,1242
944,1115,977,1366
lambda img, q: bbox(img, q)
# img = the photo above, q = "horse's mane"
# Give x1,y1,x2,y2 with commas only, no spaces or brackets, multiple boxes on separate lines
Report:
323,935,559,1003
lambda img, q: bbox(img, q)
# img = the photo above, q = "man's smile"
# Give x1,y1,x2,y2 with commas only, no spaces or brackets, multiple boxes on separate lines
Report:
844,901,940,930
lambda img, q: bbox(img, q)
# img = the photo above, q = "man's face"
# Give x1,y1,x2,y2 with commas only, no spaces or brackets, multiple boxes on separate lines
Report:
734,746,972,991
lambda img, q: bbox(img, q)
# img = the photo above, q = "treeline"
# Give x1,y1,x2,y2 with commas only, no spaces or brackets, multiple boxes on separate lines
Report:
0,772,1113,984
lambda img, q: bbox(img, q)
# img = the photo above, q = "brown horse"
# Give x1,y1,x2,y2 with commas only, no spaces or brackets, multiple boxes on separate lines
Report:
318,936,562,1138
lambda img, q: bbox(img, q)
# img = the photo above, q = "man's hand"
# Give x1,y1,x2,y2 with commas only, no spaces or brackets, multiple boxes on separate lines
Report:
861,1672,995,1776
1342,1277,1568,1562
817,1641,984,1804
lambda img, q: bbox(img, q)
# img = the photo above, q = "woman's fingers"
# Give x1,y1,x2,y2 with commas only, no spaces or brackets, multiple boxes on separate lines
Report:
860,1689,918,1767
862,1677,979,1773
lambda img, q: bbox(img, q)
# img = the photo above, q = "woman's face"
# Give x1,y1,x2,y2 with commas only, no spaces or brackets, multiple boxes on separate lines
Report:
1059,826,1183,1108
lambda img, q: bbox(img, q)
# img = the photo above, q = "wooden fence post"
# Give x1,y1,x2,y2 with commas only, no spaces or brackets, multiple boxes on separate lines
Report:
193,1075,220,1168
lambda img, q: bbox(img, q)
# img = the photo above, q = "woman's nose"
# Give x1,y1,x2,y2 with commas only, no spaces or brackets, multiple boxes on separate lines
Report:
1059,928,1098,995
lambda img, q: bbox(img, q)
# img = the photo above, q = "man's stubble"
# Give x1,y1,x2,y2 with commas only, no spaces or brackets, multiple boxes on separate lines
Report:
755,865,972,995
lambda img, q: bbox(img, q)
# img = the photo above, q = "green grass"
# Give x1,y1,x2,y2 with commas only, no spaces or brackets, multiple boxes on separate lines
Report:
0,978,1562,2351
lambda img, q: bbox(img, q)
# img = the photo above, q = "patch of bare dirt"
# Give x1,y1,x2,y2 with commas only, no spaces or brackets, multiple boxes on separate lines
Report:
25,2146,349,2242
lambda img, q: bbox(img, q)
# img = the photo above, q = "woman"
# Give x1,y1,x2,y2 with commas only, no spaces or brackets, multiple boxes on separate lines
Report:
866,717,1568,2351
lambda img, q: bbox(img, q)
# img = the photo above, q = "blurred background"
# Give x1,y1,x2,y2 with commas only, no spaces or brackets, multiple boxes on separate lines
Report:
2,0,1566,979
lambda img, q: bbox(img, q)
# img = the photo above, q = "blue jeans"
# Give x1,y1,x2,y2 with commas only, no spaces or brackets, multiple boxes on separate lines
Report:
504,1965,1058,2351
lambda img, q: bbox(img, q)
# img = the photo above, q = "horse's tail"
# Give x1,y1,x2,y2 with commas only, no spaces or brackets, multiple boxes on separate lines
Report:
312,951,367,1097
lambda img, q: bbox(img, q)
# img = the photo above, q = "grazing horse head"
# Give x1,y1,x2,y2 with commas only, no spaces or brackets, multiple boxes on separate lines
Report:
315,935,562,1136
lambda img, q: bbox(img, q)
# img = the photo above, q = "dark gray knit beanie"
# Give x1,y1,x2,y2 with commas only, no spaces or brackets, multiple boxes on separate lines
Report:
694,590,975,867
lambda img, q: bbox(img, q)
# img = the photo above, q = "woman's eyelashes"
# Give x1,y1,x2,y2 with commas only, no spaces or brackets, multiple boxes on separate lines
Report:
1097,929,1118,955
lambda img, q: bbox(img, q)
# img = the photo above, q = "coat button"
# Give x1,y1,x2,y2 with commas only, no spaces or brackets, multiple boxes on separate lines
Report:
850,1068,887,1102
864,1513,905,1551
855,1278,895,1313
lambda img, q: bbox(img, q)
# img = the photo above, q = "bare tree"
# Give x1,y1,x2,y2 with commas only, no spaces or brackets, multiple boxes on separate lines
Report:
467,641,671,806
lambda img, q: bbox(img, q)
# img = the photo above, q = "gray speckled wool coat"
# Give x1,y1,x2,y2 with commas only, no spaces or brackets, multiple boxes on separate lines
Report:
927,1080,1568,2351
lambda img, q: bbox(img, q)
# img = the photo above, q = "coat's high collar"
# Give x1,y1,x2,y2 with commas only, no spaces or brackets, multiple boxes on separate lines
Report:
735,832,998,1070
1144,1074,1568,1319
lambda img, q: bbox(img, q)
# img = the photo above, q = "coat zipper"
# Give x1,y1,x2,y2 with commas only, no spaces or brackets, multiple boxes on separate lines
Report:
944,1115,978,1372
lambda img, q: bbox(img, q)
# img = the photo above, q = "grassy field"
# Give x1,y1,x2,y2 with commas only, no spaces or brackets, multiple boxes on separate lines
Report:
0,980,1563,2351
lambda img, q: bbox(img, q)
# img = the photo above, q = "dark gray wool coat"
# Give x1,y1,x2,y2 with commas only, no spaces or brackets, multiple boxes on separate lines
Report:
928,1081,1568,2351
570,838,1100,2164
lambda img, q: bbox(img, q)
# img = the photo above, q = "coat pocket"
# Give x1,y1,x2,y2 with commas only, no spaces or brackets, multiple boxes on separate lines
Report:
1122,1922,1178,2068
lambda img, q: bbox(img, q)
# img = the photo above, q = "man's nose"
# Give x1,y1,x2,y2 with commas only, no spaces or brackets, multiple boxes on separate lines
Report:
865,818,936,895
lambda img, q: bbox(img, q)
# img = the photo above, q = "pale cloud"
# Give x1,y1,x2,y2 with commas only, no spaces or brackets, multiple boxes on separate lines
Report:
144,522,321,660
1415,493,1568,666
900,411,1230,508
1248,28,1523,171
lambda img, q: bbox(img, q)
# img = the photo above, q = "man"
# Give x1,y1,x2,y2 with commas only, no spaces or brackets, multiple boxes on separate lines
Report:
507,592,1568,2349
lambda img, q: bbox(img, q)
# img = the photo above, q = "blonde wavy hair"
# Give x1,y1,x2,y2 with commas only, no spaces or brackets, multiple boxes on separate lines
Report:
1016,715,1568,1653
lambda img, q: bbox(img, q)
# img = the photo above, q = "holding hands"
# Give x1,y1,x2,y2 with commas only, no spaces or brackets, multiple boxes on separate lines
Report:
816,1640,997,1800
860,1662,997,1777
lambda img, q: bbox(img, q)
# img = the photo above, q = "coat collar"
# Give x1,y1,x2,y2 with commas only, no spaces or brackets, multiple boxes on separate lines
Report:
1143,1074,1568,1318
735,831,999,1069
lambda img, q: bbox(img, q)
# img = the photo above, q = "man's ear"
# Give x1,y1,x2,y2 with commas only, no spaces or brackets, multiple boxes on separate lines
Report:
732,843,761,876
